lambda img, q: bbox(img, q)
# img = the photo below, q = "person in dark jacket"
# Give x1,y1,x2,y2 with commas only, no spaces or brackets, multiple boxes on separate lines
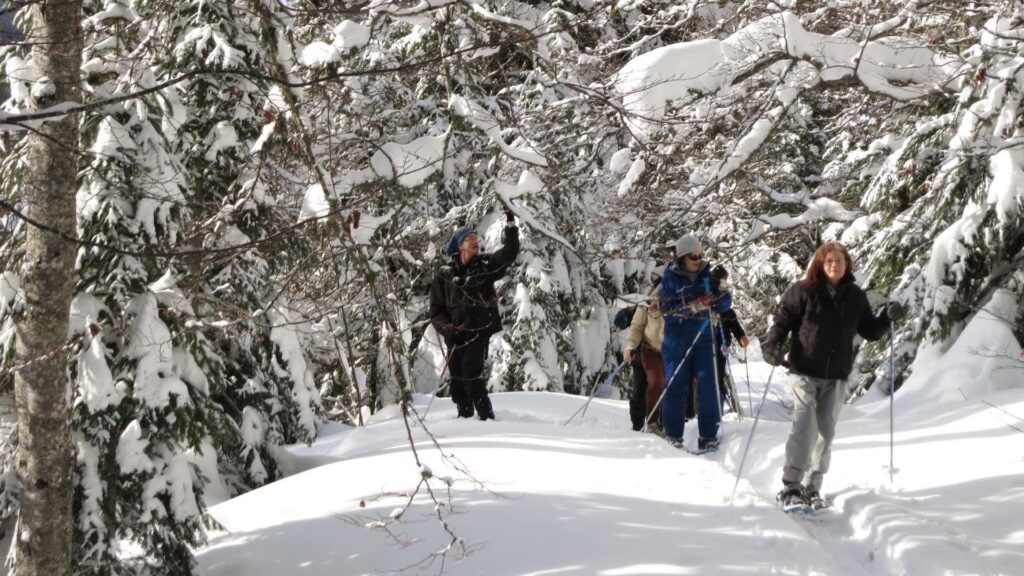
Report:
429,212,520,420
761,241,905,509
623,273,665,432
659,234,731,452
710,265,749,414
614,304,648,431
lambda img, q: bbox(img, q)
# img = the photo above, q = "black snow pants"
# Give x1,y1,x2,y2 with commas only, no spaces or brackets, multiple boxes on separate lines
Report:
448,334,494,420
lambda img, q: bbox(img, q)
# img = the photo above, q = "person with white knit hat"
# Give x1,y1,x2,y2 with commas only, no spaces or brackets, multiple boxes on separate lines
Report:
657,233,732,452
674,234,702,258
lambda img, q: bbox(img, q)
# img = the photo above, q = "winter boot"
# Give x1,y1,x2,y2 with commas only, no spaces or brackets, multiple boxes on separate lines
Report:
696,436,719,453
456,403,475,419
645,422,664,437
667,436,685,449
474,395,495,421
777,485,811,513
804,490,828,511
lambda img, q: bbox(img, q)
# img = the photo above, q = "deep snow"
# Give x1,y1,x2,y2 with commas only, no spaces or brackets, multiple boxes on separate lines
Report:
198,350,1023,575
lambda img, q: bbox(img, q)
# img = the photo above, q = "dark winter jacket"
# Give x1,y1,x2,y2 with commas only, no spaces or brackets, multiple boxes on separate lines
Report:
763,276,891,380
429,225,520,344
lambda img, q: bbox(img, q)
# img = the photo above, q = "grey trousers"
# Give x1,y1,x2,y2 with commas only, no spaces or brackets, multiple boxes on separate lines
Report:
782,373,846,492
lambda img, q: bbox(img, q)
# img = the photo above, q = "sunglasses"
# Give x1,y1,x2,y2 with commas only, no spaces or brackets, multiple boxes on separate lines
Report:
685,253,704,261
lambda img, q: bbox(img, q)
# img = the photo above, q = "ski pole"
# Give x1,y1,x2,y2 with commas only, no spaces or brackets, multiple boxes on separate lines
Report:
745,351,753,417
564,360,628,426
641,317,710,433
888,330,895,485
729,365,777,503
704,278,723,423
723,346,742,418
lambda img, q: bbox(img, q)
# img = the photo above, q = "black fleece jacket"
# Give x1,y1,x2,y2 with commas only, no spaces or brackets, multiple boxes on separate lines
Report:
429,225,520,344
763,275,890,380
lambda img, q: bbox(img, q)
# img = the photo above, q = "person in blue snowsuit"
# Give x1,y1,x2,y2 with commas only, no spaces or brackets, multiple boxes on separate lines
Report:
659,234,731,452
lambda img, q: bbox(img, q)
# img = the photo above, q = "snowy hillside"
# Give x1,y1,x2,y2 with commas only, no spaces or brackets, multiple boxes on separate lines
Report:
197,360,1023,575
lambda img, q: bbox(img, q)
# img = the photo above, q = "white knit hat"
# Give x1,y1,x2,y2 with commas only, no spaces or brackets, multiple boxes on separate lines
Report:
674,234,702,257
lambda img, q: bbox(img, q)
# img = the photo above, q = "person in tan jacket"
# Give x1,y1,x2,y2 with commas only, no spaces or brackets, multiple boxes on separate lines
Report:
624,281,665,430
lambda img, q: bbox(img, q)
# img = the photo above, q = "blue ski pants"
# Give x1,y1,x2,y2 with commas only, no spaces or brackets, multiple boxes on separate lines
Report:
661,322,720,440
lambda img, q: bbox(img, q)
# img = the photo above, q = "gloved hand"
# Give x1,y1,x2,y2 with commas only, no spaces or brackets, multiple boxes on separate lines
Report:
688,294,712,314
505,209,516,224
624,348,637,363
885,300,906,322
762,342,786,367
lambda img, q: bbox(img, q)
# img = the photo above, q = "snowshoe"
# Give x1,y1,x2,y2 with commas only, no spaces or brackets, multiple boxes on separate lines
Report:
777,486,813,514
474,396,495,421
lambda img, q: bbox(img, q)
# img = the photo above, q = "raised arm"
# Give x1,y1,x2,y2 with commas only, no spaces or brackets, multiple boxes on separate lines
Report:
487,223,520,274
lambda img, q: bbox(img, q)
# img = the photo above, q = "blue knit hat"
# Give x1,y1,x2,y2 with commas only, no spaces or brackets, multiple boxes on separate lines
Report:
445,226,477,257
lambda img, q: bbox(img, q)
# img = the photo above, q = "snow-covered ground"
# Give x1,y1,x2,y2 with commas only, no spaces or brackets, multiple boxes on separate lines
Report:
197,355,1023,575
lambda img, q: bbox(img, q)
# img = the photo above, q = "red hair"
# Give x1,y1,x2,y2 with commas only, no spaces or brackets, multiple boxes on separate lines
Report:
801,242,854,289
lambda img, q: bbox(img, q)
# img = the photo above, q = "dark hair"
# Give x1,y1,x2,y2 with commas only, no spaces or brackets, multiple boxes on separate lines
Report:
613,306,636,330
802,242,854,289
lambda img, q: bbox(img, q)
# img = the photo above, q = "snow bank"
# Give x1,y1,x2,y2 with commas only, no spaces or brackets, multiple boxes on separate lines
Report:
901,289,1022,409
198,379,1024,576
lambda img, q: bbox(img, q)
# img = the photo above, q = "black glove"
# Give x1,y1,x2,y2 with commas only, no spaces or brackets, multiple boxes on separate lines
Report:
762,342,786,367
885,300,906,322
505,209,515,223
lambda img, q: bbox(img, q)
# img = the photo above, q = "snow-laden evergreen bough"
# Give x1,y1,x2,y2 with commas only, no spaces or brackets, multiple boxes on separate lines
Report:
2,0,324,572
608,2,1024,394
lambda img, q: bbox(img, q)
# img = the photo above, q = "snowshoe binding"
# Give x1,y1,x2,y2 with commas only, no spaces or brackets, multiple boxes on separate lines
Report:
778,486,813,515
692,436,719,454
804,490,831,512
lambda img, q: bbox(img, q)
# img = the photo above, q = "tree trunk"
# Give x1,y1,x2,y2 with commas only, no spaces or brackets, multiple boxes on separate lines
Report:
12,2,82,575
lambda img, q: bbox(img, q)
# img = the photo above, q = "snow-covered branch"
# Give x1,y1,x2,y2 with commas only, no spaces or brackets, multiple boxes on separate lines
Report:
614,11,963,138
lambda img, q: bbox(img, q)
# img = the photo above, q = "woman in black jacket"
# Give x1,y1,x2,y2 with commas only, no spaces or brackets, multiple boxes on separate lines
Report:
762,242,904,510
